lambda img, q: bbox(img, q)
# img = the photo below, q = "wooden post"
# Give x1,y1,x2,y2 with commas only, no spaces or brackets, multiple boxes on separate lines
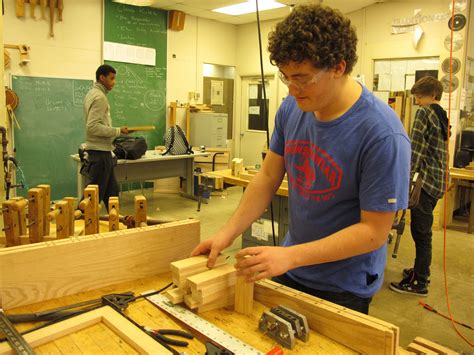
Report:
234,276,254,315
169,101,177,126
185,103,191,141
134,195,147,228
108,197,120,232
64,197,76,237
37,184,51,236
2,201,21,247
28,188,45,243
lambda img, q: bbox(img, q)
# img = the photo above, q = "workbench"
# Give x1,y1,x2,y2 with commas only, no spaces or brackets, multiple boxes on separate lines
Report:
71,150,209,199
0,220,403,354
449,167,474,233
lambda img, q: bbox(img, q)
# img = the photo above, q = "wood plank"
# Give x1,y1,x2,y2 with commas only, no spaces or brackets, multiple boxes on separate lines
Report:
37,185,51,236
0,220,200,310
187,264,236,291
170,254,227,288
0,306,170,354
254,279,397,355
407,342,438,355
412,337,459,355
234,275,254,315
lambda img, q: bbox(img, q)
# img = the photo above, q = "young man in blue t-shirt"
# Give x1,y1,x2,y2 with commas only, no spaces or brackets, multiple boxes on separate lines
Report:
192,4,411,314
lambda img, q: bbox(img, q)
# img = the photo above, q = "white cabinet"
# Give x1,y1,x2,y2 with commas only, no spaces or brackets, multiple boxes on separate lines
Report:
189,113,228,148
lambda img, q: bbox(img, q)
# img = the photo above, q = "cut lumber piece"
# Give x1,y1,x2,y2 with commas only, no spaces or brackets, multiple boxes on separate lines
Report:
184,294,199,309
0,220,199,310
407,342,438,355
255,279,397,355
192,278,237,303
234,275,254,315
187,264,236,291
170,254,227,289
163,287,185,304
412,337,459,355
134,195,147,228
197,291,235,313
192,285,235,305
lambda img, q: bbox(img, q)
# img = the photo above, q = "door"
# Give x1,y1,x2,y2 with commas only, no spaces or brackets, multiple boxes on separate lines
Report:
239,76,279,167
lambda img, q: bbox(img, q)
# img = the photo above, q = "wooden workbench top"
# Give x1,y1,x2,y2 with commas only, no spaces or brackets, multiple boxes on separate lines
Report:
6,273,356,354
209,169,289,197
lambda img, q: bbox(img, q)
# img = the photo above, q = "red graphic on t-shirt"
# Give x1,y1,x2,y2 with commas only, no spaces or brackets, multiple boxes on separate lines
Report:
286,140,343,199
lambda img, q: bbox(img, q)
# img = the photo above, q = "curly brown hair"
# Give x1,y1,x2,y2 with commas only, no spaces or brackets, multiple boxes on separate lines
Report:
268,4,358,74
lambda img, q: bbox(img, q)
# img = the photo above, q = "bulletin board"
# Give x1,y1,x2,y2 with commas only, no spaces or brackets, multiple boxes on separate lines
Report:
104,0,167,148
372,57,439,102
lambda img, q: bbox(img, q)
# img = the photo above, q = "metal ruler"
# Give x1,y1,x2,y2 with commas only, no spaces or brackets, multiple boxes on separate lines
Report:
0,310,35,355
146,293,263,355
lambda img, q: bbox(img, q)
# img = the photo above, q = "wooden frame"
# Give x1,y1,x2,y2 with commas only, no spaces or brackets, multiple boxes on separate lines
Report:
0,306,171,354
255,279,398,355
0,220,200,310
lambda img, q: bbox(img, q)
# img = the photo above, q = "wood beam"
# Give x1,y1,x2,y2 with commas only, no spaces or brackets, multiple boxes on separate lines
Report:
0,220,200,310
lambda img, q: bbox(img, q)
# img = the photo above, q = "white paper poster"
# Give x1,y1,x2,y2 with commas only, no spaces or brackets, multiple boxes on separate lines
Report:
378,74,392,91
211,80,224,105
103,41,156,66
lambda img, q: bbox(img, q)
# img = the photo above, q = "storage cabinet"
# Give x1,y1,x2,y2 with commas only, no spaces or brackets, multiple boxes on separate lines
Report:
189,113,228,148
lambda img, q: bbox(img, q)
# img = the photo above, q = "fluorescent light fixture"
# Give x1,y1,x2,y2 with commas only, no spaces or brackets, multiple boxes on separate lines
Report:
213,0,286,16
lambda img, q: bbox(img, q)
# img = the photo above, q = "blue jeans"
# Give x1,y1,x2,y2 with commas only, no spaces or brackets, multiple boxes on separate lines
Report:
410,188,438,285
272,273,372,314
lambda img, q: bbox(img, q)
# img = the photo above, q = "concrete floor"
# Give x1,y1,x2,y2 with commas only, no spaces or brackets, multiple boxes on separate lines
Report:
118,187,473,354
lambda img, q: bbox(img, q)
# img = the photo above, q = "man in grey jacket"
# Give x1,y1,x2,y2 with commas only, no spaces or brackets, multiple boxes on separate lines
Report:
82,64,128,209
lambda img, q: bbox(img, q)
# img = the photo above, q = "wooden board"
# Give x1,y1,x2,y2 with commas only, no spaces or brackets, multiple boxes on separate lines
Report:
0,306,170,354
0,220,200,310
412,337,459,355
254,279,398,355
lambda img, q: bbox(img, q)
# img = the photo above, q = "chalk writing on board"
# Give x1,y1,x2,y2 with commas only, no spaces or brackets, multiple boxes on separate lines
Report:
144,90,165,111
73,81,91,106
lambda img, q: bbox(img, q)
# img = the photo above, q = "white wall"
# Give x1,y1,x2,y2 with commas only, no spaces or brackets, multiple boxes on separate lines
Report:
2,2,238,138
3,0,102,82
167,15,237,127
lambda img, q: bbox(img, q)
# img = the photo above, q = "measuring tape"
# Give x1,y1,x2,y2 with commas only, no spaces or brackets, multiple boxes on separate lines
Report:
147,293,263,355
0,310,35,355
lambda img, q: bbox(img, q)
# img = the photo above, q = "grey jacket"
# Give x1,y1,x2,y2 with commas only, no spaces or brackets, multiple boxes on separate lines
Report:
83,82,120,151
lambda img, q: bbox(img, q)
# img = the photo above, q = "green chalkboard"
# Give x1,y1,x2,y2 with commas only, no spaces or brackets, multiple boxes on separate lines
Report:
104,0,167,149
12,75,93,200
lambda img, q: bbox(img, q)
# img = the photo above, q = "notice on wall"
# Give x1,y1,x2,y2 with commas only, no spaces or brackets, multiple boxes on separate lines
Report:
211,80,224,105
378,73,392,91
104,41,156,66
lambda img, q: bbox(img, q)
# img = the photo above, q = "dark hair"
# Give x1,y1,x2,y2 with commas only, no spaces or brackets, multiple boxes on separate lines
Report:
96,64,116,81
268,4,358,74
411,76,443,101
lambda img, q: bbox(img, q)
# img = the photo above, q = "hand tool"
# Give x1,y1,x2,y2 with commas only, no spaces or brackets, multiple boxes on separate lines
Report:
29,0,37,18
49,0,54,37
144,327,193,348
57,0,63,21
147,293,263,354
0,310,35,354
40,0,47,19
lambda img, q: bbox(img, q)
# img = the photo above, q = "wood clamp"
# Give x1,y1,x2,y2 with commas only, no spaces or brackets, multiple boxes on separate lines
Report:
27,188,44,243
134,195,147,228
47,200,70,239
2,200,21,247
108,197,120,231
258,305,309,349
79,185,99,235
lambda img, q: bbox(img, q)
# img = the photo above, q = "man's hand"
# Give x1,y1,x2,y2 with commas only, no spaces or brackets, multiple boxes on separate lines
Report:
234,246,295,282
191,230,234,268
120,127,129,134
